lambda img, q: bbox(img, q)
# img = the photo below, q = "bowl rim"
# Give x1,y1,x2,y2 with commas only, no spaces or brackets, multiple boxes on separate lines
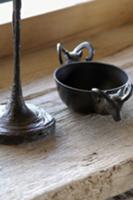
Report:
53,61,131,93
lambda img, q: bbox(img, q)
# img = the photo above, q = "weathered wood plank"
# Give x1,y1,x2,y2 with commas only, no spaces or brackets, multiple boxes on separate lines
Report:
1,0,133,58
0,43,133,200
1,23,133,91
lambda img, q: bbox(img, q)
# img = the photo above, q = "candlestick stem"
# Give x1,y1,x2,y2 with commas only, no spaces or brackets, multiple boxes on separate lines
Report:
0,0,55,144
12,0,22,97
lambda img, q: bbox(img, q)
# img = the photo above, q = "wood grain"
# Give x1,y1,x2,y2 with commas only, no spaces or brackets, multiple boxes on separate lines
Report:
0,36,133,199
1,0,133,58
1,23,133,90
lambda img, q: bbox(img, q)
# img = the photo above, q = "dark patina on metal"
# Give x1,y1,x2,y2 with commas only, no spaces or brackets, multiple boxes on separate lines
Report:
0,0,55,145
54,41,132,121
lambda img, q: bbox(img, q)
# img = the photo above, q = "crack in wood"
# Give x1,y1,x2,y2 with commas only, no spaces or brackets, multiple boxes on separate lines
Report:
108,189,133,200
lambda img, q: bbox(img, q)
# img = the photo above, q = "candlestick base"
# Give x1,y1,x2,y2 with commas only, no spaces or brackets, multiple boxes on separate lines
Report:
0,104,55,145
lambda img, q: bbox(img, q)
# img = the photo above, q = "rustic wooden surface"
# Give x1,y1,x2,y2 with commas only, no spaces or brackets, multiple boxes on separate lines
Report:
1,0,133,58
0,29,133,199
1,22,133,90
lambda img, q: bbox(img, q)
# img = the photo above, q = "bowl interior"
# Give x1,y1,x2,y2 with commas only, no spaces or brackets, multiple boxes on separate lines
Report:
55,62,128,91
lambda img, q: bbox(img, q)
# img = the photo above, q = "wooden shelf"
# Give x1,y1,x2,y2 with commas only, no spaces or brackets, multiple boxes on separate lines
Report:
1,0,133,58
1,0,133,198
0,23,133,200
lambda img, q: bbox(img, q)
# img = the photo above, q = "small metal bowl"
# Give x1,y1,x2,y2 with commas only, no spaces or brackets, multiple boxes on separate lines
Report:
54,41,132,121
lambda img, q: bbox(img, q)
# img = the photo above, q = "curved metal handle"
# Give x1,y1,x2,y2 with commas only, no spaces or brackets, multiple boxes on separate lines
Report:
57,41,95,65
92,88,121,121
117,82,133,103
91,81,133,121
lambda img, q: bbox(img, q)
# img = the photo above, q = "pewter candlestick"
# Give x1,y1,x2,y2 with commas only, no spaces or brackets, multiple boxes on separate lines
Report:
0,0,55,144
